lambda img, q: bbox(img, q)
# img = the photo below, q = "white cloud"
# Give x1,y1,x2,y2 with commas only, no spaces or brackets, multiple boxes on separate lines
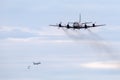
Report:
0,26,120,46
0,26,33,32
0,26,15,32
0,26,66,36
3,37,73,44
80,61,120,69
0,36,119,46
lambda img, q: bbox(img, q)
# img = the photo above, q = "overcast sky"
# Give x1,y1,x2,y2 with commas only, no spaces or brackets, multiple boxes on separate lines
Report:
0,0,120,80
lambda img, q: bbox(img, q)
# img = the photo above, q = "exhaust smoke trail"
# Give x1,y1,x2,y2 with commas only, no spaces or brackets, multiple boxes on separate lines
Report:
62,28,89,41
62,28,120,61
62,28,81,41
87,29,120,61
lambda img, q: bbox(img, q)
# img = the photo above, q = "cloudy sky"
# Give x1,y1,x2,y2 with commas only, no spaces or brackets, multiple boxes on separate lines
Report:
1,0,120,80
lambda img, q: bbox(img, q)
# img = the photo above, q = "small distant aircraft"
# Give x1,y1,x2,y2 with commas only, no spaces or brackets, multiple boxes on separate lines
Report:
50,14,105,29
33,62,41,65
27,62,41,69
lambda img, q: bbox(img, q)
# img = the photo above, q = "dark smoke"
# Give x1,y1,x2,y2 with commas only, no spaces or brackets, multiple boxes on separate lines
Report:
62,28,120,61
62,28,90,41
87,29,119,61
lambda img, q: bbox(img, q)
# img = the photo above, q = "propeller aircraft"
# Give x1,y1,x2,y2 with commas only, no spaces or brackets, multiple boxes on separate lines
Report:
33,62,41,65
50,14,105,29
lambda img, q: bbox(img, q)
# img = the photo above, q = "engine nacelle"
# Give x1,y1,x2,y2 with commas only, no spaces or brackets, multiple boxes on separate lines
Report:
67,24,70,28
85,24,87,29
93,24,95,27
59,24,62,27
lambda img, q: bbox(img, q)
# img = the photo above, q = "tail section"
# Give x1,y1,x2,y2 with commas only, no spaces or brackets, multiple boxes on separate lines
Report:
79,13,81,23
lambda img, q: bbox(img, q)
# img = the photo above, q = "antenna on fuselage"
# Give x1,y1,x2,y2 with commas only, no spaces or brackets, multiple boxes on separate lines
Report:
79,13,81,23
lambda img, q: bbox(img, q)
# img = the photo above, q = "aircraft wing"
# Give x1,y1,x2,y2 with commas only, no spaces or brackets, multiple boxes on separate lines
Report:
85,24,105,28
49,24,67,27
94,24,106,27
93,24,105,27
49,25,59,27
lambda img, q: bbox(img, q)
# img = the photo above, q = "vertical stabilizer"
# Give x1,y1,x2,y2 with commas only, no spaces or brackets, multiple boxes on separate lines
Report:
79,13,81,23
